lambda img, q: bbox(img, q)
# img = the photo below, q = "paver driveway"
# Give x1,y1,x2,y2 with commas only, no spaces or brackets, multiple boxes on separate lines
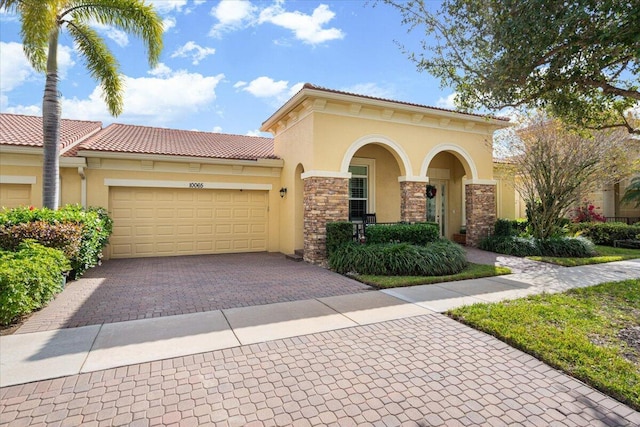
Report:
16,253,371,334
2,314,638,426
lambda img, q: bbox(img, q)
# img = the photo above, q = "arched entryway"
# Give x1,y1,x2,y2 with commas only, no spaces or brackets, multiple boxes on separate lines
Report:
421,144,496,245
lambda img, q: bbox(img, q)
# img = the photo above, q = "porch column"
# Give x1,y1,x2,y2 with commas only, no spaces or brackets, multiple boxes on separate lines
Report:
465,183,496,246
303,176,349,264
400,180,427,223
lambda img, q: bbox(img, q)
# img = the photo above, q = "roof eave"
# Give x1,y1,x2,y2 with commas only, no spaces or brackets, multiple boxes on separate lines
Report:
260,85,510,133
76,150,284,168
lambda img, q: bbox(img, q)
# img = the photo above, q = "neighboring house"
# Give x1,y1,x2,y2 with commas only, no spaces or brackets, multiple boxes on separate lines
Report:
0,84,510,263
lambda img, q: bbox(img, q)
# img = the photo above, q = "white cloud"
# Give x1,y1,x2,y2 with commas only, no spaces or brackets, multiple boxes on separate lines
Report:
238,77,303,107
0,42,75,93
171,41,216,65
0,42,37,92
91,22,129,47
209,0,257,37
436,93,458,109
342,83,395,100
148,63,173,77
163,17,177,31
259,3,344,45
241,76,289,98
146,0,188,14
61,66,224,125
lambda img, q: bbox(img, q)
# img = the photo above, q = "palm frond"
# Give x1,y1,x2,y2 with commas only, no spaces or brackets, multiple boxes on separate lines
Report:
66,21,123,116
63,0,163,66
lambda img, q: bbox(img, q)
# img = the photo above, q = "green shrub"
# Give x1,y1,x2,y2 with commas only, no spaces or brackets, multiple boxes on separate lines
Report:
480,235,540,256
365,223,439,245
0,240,70,325
326,222,354,256
329,240,467,276
479,235,596,257
569,222,640,246
0,221,83,259
494,219,515,237
0,205,113,278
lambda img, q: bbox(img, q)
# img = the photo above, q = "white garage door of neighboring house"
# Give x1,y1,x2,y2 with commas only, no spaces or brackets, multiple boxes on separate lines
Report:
109,187,268,258
0,184,31,208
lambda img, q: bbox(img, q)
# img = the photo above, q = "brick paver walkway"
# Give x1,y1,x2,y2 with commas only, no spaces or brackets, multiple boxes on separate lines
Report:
16,253,371,333
2,314,638,426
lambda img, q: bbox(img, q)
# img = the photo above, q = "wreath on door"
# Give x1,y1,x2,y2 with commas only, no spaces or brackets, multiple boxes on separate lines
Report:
426,185,437,199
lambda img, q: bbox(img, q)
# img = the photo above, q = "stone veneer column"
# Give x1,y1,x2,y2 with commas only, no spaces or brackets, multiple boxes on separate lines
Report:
400,181,427,223
303,177,349,264
465,184,496,246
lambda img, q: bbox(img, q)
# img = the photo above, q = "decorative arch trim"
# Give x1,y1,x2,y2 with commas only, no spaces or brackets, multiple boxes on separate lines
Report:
340,134,412,177
420,143,478,180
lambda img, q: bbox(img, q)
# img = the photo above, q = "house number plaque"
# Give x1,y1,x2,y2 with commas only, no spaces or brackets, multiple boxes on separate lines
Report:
188,182,204,188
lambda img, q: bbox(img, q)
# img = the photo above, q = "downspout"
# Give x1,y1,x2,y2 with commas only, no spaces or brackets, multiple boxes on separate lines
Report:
78,167,86,208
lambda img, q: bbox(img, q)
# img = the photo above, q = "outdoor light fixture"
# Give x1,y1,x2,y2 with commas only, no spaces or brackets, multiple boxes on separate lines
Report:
279,187,287,198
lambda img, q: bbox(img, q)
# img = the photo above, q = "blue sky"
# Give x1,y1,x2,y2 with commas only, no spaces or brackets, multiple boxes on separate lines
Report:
0,0,454,136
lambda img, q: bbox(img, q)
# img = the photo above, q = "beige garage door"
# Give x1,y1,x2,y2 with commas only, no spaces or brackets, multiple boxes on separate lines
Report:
0,184,31,209
109,187,268,258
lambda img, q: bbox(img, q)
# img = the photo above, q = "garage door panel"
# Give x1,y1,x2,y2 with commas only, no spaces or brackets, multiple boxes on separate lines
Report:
110,187,268,258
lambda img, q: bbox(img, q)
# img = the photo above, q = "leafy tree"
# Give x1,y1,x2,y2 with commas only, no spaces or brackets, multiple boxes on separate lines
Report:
382,0,640,134
497,113,634,239
620,176,640,208
0,0,163,209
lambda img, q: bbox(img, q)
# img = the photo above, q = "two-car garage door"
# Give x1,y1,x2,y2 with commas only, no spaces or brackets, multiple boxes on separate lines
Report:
109,187,268,258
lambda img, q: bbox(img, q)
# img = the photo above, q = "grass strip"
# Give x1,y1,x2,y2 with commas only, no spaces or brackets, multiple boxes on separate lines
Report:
449,279,640,411
529,245,640,266
355,263,511,289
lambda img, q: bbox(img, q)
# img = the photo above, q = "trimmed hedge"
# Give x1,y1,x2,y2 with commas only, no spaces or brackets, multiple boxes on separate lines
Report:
0,205,112,278
569,222,640,246
0,241,70,325
326,222,354,256
479,235,596,257
329,240,467,276
0,220,83,259
365,223,439,245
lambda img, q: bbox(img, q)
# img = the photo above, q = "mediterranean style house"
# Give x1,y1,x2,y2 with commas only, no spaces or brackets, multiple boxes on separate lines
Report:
1,83,512,264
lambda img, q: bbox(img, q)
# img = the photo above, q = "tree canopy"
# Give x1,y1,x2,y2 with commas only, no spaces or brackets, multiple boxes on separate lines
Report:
383,0,640,134
496,114,635,239
0,0,163,209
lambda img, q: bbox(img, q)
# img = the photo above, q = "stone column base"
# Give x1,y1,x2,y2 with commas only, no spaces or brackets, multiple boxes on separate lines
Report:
303,177,349,264
465,184,496,246
400,181,427,223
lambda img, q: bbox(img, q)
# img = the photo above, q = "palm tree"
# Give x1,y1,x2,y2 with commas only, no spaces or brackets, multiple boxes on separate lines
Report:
0,0,163,209
620,176,640,208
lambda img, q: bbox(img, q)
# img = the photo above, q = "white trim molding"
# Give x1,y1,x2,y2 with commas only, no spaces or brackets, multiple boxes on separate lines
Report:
463,178,497,186
340,134,413,177
397,176,430,183
0,175,36,184
300,170,351,180
420,144,478,180
104,179,272,191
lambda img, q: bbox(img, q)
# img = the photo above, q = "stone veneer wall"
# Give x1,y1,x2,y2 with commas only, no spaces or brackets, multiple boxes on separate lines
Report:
400,181,427,223
303,177,349,264
465,184,496,246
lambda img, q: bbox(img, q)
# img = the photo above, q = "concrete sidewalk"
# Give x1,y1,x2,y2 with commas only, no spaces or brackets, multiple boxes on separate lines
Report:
2,258,639,388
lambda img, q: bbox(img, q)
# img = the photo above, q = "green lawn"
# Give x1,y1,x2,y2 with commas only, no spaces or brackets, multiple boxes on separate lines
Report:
449,279,640,411
528,245,640,266
355,263,511,289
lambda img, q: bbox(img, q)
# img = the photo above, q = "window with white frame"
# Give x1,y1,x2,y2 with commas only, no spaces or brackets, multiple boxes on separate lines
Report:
348,165,368,221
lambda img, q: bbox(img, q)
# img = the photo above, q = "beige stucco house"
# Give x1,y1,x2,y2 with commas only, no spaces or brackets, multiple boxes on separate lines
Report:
0,84,511,263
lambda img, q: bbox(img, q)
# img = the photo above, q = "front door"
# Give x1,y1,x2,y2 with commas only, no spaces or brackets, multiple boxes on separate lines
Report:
426,180,447,237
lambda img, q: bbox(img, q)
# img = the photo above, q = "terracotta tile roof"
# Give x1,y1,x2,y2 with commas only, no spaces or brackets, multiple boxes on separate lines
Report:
78,123,277,161
300,83,511,122
0,113,102,153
